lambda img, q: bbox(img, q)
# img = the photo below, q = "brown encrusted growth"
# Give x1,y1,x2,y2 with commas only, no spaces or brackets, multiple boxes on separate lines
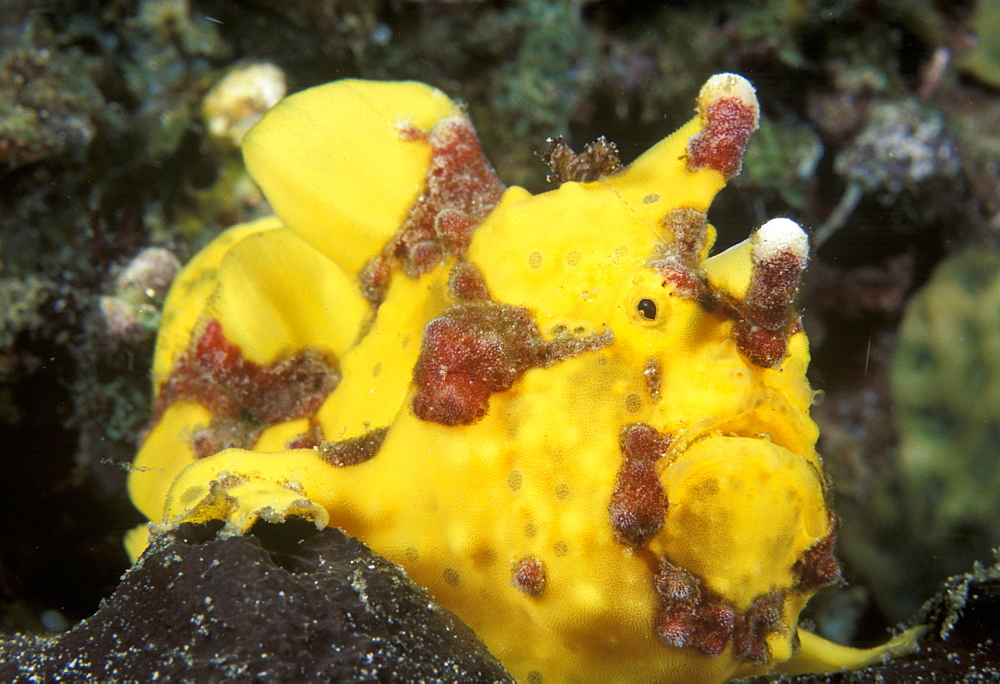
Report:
686,75,759,179
654,560,736,657
653,559,787,664
609,423,671,546
512,557,547,596
412,303,613,426
147,319,341,457
793,512,842,593
191,416,263,459
543,325,614,364
733,591,786,665
647,208,711,302
360,114,504,308
643,357,661,401
541,135,623,184
659,208,710,264
318,426,390,467
448,261,491,302
358,255,393,310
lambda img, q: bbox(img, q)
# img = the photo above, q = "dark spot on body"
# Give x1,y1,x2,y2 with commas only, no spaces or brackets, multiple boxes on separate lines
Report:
508,469,522,491
620,422,672,462
654,560,736,657
625,393,641,413
191,416,262,459
744,249,806,332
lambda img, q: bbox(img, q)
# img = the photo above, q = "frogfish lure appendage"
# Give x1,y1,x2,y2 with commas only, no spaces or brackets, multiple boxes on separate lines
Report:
127,74,921,682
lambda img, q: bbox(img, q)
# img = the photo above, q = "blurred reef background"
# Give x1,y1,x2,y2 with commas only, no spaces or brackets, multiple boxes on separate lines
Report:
1,0,999,655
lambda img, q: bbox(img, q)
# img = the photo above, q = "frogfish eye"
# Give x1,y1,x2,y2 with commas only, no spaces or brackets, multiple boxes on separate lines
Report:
637,298,657,320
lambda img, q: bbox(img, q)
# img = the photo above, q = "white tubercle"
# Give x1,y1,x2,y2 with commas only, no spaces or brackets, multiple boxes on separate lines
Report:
751,218,809,261
698,73,760,128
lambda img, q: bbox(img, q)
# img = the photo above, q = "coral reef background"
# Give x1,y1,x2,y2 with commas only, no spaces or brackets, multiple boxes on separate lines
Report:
2,0,999,654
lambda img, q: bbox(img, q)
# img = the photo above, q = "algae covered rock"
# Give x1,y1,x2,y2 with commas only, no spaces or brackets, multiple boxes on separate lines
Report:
893,248,1000,541
860,247,1000,617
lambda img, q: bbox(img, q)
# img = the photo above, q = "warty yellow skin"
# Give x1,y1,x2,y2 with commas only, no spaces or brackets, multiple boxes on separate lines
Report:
127,76,920,682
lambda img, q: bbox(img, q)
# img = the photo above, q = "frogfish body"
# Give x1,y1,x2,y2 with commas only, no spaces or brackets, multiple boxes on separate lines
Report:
127,75,917,682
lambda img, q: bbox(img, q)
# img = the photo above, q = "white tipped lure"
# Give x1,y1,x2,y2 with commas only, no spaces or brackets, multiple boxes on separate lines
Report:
751,218,809,264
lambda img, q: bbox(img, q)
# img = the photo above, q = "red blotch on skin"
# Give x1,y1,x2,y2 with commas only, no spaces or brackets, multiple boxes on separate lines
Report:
391,116,504,278
190,319,336,423
512,556,547,596
655,265,707,302
686,97,757,179
435,208,480,257
411,302,545,426
732,320,788,369
447,261,491,302
793,512,842,592
610,423,672,546
620,422,672,462
609,460,667,546
396,122,424,142
147,319,340,455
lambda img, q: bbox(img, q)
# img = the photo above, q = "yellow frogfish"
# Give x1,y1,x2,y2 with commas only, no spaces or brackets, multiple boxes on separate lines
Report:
127,74,919,682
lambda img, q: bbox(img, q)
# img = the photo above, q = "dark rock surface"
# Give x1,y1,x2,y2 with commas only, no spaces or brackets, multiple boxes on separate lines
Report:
739,561,1000,682
0,520,513,682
